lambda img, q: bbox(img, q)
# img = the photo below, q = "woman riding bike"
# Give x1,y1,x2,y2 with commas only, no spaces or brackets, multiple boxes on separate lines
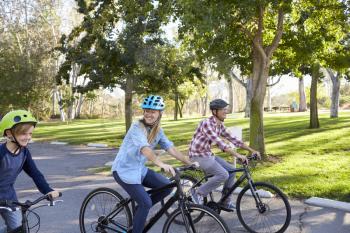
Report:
111,95,197,233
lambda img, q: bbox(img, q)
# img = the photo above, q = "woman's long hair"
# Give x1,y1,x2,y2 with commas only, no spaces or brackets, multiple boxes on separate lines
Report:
139,115,161,144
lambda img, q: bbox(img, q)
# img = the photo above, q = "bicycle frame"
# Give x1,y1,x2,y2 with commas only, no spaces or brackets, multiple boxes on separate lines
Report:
191,164,264,210
97,174,194,233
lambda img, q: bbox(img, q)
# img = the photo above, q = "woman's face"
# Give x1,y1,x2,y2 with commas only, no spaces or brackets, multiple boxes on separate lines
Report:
143,109,161,125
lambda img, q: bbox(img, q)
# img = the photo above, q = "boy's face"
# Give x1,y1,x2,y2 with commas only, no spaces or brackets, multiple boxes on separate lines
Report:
6,125,34,147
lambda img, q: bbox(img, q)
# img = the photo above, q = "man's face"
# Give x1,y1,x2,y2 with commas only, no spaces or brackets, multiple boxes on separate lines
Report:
215,107,228,121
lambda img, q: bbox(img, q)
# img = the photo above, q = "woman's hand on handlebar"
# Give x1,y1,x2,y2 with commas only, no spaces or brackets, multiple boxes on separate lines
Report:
160,163,176,177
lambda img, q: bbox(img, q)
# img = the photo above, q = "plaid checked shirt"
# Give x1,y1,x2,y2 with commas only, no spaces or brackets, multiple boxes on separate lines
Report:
188,116,244,158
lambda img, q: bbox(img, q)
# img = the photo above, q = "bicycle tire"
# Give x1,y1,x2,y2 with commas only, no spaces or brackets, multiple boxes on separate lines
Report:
79,187,132,233
236,182,291,233
162,203,230,233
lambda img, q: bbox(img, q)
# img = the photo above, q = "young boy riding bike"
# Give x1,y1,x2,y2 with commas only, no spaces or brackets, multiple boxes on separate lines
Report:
0,110,60,232
189,99,260,211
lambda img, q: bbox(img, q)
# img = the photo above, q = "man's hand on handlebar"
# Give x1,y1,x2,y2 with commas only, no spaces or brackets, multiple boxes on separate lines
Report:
236,153,249,164
191,161,200,168
252,151,261,160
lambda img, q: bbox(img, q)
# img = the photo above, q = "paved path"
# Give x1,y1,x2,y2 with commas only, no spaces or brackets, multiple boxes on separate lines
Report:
5,142,350,233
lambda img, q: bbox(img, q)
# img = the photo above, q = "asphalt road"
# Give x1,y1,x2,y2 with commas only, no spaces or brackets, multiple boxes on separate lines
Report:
3,142,349,233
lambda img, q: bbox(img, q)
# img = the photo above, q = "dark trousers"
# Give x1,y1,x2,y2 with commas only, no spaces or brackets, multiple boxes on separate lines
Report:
113,170,172,233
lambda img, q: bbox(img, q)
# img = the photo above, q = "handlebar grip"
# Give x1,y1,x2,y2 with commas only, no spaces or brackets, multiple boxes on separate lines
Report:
0,200,9,206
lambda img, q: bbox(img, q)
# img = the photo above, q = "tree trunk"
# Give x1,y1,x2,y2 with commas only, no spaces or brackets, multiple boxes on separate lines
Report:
174,91,179,120
309,63,320,128
298,77,307,112
245,78,252,118
52,89,56,116
327,68,340,118
178,98,184,118
124,76,133,132
56,88,66,122
202,93,208,116
75,93,84,118
227,77,233,113
249,53,269,155
267,78,272,111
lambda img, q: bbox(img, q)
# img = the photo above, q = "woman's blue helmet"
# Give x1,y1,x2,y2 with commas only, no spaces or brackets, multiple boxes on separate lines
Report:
141,95,165,110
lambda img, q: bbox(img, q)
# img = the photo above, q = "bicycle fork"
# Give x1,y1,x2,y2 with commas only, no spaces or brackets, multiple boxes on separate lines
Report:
247,179,267,214
179,202,197,233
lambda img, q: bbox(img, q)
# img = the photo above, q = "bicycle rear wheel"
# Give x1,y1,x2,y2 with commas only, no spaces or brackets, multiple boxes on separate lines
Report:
79,187,132,233
236,182,291,233
163,203,230,233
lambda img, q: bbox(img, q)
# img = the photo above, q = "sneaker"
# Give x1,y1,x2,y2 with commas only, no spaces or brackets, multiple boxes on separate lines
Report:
220,202,236,212
190,189,203,205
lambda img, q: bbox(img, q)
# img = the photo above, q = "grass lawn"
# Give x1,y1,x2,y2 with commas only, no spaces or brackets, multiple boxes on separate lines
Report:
34,111,350,201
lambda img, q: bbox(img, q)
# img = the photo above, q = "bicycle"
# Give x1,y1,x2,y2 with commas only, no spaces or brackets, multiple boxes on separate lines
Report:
161,154,291,233
0,193,63,233
79,165,231,233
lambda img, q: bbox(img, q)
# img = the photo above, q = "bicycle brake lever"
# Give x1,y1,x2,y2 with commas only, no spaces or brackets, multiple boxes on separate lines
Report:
48,200,64,207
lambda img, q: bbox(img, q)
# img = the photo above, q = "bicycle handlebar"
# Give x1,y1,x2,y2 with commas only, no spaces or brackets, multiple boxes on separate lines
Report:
0,192,63,212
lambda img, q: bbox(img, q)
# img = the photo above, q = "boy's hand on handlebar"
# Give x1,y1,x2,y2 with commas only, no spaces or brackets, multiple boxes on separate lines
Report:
47,190,60,200
160,163,176,177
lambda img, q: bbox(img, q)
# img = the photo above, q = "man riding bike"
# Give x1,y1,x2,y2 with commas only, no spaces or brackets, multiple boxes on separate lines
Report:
189,99,260,211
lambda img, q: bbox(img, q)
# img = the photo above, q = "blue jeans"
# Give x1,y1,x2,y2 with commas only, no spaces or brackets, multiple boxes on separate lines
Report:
113,169,172,233
0,209,22,232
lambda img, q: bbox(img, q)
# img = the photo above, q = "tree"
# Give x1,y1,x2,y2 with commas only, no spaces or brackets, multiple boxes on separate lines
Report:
324,32,350,118
56,0,175,131
277,0,348,127
0,0,61,118
173,1,290,155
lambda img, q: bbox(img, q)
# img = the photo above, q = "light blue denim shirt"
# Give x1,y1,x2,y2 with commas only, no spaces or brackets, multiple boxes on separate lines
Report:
112,121,174,184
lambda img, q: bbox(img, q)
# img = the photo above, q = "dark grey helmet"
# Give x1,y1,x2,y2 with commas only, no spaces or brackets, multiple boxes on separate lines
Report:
209,99,229,110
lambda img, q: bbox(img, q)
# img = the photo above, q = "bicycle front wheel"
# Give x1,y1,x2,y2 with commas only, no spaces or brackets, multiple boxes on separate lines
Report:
163,203,230,233
236,182,291,233
79,187,132,233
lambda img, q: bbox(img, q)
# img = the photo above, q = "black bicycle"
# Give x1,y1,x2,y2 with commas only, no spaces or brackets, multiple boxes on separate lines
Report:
0,193,63,233
162,155,291,233
79,165,231,233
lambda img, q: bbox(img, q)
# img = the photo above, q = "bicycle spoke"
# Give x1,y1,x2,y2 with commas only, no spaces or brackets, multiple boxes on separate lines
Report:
237,182,291,233
80,188,131,233
164,205,229,233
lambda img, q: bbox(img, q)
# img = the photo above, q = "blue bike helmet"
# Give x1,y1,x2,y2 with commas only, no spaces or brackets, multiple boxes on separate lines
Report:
141,95,165,110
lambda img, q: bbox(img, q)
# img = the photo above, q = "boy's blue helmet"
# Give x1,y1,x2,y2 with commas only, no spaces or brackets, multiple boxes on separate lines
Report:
141,95,165,110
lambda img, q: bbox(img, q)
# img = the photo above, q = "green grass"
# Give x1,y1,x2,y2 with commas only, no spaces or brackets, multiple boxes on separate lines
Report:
33,111,350,201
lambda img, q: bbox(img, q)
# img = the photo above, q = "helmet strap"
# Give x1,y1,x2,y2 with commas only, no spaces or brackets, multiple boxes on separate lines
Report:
7,132,22,154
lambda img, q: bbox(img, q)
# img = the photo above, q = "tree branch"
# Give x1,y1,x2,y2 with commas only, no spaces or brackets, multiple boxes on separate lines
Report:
266,8,284,58
267,76,282,87
230,69,247,87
